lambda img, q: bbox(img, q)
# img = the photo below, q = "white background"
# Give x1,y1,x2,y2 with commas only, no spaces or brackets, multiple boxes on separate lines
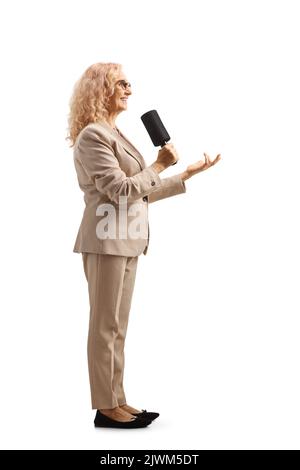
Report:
0,0,299,450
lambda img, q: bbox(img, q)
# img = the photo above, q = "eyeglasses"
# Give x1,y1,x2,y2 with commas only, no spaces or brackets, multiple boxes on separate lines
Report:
116,80,132,90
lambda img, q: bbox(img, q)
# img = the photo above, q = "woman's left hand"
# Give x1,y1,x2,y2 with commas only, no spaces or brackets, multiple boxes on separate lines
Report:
181,153,221,181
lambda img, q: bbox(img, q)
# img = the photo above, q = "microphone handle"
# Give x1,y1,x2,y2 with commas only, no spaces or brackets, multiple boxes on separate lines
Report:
161,141,177,165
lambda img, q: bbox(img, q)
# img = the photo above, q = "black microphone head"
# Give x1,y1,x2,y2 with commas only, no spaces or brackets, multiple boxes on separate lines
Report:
140,109,171,147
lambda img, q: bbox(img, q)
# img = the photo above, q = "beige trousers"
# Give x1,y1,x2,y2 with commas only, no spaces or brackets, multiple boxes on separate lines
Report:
82,252,138,409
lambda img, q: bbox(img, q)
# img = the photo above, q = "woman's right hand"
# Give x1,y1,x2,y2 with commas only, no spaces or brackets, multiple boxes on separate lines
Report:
181,153,221,181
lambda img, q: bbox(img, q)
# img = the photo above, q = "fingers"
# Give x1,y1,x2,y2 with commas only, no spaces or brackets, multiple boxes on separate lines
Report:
211,153,221,165
203,152,210,166
204,152,221,167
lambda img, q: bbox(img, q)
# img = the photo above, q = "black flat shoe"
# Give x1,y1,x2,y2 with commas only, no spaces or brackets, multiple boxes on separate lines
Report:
132,409,160,421
94,410,152,428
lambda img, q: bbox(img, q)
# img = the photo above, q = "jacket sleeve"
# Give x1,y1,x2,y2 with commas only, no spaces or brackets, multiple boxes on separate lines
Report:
76,126,163,204
148,174,186,203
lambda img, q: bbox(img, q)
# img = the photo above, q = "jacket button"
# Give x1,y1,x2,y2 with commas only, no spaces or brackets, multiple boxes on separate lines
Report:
143,196,147,202
151,181,155,186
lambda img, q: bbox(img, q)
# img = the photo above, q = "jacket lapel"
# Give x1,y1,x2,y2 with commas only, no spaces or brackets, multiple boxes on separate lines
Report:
94,121,145,170
116,130,145,170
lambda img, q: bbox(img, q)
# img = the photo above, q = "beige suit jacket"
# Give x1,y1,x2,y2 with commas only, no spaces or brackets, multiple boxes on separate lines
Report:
73,120,186,256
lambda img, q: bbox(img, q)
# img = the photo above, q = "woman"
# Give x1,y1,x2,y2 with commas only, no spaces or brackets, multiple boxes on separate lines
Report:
66,62,221,429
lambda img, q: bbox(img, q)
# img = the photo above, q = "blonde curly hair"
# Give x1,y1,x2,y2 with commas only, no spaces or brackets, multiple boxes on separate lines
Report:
66,62,122,148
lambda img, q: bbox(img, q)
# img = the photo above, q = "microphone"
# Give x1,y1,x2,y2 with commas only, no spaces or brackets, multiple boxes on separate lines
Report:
140,109,177,165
